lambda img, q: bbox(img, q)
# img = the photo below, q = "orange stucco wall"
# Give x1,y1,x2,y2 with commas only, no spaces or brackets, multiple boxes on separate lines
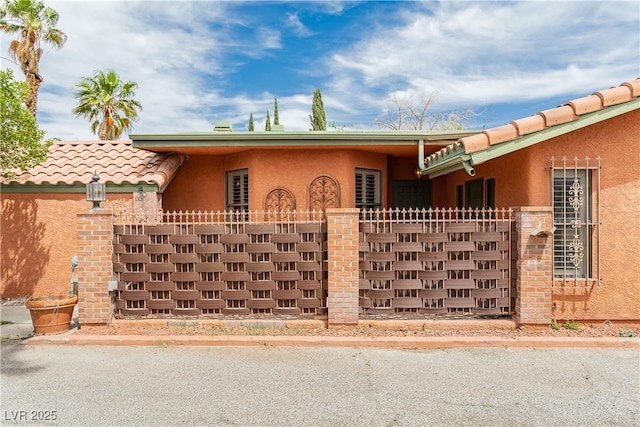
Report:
387,156,424,206
432,110,640,321
431,149,535,208
1,192,132,298
163,149,392,211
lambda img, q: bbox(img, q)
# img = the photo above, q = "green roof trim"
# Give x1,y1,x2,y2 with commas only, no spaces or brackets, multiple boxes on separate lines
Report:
421,99,639,178
0,183,159,193
130,130,479,149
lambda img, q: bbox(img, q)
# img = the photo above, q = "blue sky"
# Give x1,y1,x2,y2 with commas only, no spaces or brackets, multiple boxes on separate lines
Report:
2,0,639,140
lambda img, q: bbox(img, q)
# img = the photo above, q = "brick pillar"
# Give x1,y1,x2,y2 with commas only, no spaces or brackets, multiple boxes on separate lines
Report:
326,208,360,328
514,207,554,325
77,208,113,326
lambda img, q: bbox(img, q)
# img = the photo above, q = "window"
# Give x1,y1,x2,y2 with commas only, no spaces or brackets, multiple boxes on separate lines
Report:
456,185,463,209
462,177,495,209
485,178,496,209
464,178,484,209
392,180,432,209
355,168,381,209
226,169,248,212
552,158,600,280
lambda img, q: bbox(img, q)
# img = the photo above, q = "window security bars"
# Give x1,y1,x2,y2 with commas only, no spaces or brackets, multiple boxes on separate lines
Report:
550,157,601,291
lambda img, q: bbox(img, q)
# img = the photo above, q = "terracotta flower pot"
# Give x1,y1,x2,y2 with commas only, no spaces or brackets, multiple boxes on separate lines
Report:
25,295,78,335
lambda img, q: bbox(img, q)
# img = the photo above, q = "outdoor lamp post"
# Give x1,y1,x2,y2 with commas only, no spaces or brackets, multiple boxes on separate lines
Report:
86,172,106,209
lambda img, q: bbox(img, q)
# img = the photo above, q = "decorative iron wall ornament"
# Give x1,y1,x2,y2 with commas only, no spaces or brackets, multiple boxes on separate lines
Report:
569,236,584,267
265,187,295,211
568,178,583,212
568,176,584,268
309,175,340,210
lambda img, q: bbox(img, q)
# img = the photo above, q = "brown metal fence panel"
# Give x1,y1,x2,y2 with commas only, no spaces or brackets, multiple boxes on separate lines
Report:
359,208,513,317
113,210,327,318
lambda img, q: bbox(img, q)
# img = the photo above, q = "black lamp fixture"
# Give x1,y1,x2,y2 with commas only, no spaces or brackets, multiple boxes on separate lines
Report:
86,172,106,209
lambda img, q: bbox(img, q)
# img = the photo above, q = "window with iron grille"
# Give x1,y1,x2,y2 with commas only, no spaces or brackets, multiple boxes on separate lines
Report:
226,169,248,212
551,157,600,280
356,168,381,209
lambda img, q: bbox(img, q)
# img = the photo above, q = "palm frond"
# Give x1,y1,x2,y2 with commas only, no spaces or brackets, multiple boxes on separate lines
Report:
72,69,142,140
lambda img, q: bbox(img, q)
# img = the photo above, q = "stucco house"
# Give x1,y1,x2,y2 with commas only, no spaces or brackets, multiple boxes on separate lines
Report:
1,141,185,297
1,78,638,326
415,79,640,322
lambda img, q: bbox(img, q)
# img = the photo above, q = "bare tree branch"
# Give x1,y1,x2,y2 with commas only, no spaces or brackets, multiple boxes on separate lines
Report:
374,88,474,131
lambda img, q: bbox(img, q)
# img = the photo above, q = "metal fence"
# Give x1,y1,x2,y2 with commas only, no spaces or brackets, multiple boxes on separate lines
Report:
113,207,514,320
113,210,327,318
359,208,513,317
113,209,327,225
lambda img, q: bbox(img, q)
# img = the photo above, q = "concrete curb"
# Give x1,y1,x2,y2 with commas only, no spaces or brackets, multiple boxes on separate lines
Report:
22,333,640,349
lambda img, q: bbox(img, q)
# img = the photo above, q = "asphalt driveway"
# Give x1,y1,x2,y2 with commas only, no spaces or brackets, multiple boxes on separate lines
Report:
1,343,638,426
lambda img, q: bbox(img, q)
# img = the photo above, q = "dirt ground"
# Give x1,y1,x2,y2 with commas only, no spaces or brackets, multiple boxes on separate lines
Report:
76,318,640,339
5,297,636,339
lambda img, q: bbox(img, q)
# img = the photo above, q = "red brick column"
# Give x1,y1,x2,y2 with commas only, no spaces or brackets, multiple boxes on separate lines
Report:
514,207,554,325
76,208,113,326
326,208,360,328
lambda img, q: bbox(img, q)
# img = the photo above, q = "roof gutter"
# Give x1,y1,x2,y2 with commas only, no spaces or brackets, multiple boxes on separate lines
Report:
416,139,475,179
0,183,159,193
462,160,476,176
421,154,474,179
132,130,479,153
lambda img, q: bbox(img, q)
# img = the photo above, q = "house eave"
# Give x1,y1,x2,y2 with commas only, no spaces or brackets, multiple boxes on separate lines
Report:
420,99,640,178
0,183,160,193
130,130,479,153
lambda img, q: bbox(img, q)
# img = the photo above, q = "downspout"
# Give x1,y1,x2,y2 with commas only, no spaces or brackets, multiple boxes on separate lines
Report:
416,139,427,178
462,160,475,176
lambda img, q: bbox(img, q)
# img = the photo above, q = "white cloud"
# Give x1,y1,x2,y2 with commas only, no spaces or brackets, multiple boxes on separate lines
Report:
286,13,314,37
2,1,234,139
308,0,359,16
255,26,282,50
327,1,639,112
1,1,637,139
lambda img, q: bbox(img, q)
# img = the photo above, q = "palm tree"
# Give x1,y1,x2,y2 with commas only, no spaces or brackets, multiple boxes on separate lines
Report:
0,0,67,116
72,70,142,140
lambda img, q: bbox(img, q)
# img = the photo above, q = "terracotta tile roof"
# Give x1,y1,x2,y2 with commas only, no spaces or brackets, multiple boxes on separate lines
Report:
2,140,185,189
424,78,640,164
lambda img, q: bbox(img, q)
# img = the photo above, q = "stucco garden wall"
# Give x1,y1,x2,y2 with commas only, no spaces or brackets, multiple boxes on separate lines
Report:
1,192,133,298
